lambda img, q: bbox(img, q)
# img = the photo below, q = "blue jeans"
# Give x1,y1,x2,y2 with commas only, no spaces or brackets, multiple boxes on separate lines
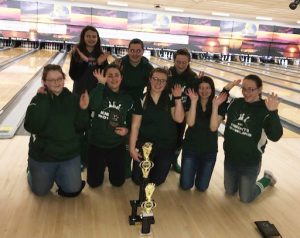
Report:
224,159,261,203
27,156,82,196
180,151,217,191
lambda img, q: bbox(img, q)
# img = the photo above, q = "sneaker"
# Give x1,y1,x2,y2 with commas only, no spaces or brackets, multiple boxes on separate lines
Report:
172,162,181,174
264,170,277,186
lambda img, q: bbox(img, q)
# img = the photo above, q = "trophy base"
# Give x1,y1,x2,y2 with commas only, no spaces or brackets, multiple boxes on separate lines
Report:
141,213,155,235
129,200,142,225
129,215,142,225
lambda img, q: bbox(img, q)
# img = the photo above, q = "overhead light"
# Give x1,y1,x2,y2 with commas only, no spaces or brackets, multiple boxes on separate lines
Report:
107,1,128,7
212,12,230,17
164,7,184,12
297,20,300,24
256,16,272,21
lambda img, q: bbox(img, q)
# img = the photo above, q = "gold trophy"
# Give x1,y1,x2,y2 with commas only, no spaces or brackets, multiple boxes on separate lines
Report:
140,183,156,235
141,183,156,214
129,142,154,226
140,142,154,178
142,142,152,161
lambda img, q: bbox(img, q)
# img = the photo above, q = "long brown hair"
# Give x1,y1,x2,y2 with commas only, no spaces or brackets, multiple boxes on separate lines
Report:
78,25,103,56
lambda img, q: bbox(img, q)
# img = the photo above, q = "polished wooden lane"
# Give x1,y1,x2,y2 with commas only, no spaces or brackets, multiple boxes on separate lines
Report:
191,61,300,105
227,61,300,78
0,48,30,65
196,60,300,88
212,60,300,82
0,136,299,238
0,50,56,110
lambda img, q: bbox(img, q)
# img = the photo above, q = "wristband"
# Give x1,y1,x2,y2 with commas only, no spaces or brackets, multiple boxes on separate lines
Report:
221,88,230,94
173,96,182,100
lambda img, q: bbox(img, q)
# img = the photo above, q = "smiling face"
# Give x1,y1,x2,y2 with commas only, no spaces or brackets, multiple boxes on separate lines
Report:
44,70,65,96
242,79,262,103
105,67,122,92
198,82,212,100
84,30,98,49
150,71,168,94
128,43,144,65
174,54,190,74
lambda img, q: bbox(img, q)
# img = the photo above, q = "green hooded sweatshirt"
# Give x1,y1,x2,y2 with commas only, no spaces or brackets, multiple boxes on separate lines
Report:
223,98,283,166
24,88,90,162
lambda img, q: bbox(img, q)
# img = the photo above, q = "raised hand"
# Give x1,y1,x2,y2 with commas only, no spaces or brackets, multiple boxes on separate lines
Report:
97,52,109,65
71,44,78,54
76,47,89,62
93,68,106,84
171,84,182,98
198,71,205,78
265,92,280,111
224,79,241,91
114,127,128,136
212,92,228,107
37,86,48,95
79,90,89,109
185,88,198,102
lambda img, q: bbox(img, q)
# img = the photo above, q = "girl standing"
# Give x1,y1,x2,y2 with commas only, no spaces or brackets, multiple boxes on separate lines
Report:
69,25,108,95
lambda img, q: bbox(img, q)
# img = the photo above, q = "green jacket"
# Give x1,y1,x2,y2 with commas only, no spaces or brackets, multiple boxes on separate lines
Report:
224,98,283,166
88,83,134,148
119,55,154,102
24,88,90,162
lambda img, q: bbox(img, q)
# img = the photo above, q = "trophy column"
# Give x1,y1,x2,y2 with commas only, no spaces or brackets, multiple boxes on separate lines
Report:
140,183,156,235
129,142,154,225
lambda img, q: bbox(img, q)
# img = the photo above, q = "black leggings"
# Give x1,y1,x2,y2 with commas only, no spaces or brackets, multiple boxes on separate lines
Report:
87,143,125,188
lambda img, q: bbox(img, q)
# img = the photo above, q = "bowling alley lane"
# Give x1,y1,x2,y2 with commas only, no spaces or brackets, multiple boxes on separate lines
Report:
0,50,57,110
194,60,300,87
227,61,300,78
0,48,30,65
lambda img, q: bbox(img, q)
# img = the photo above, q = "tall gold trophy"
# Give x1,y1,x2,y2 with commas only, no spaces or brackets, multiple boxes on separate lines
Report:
140,183,156,235
129,142,154,225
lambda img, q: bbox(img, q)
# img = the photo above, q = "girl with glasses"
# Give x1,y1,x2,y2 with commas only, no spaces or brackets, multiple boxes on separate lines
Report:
214,74,283,203
24,64,89,197
130,67,184,186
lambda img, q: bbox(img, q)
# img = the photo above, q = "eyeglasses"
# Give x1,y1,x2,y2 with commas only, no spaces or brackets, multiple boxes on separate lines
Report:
46,77,64,84
151,77,167,84
241,87,258,93
129,49,142,54
175,60,188,65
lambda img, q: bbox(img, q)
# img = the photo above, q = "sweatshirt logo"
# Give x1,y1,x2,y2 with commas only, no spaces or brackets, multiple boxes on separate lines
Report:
229,112,252,137
97,100,122,121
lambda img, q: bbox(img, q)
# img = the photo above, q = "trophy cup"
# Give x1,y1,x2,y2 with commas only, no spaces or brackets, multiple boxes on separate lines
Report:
140,183,156,235
129,142,154,225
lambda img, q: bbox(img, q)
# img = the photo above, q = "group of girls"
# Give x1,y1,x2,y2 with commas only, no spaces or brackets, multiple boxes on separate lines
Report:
25,25,283,203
